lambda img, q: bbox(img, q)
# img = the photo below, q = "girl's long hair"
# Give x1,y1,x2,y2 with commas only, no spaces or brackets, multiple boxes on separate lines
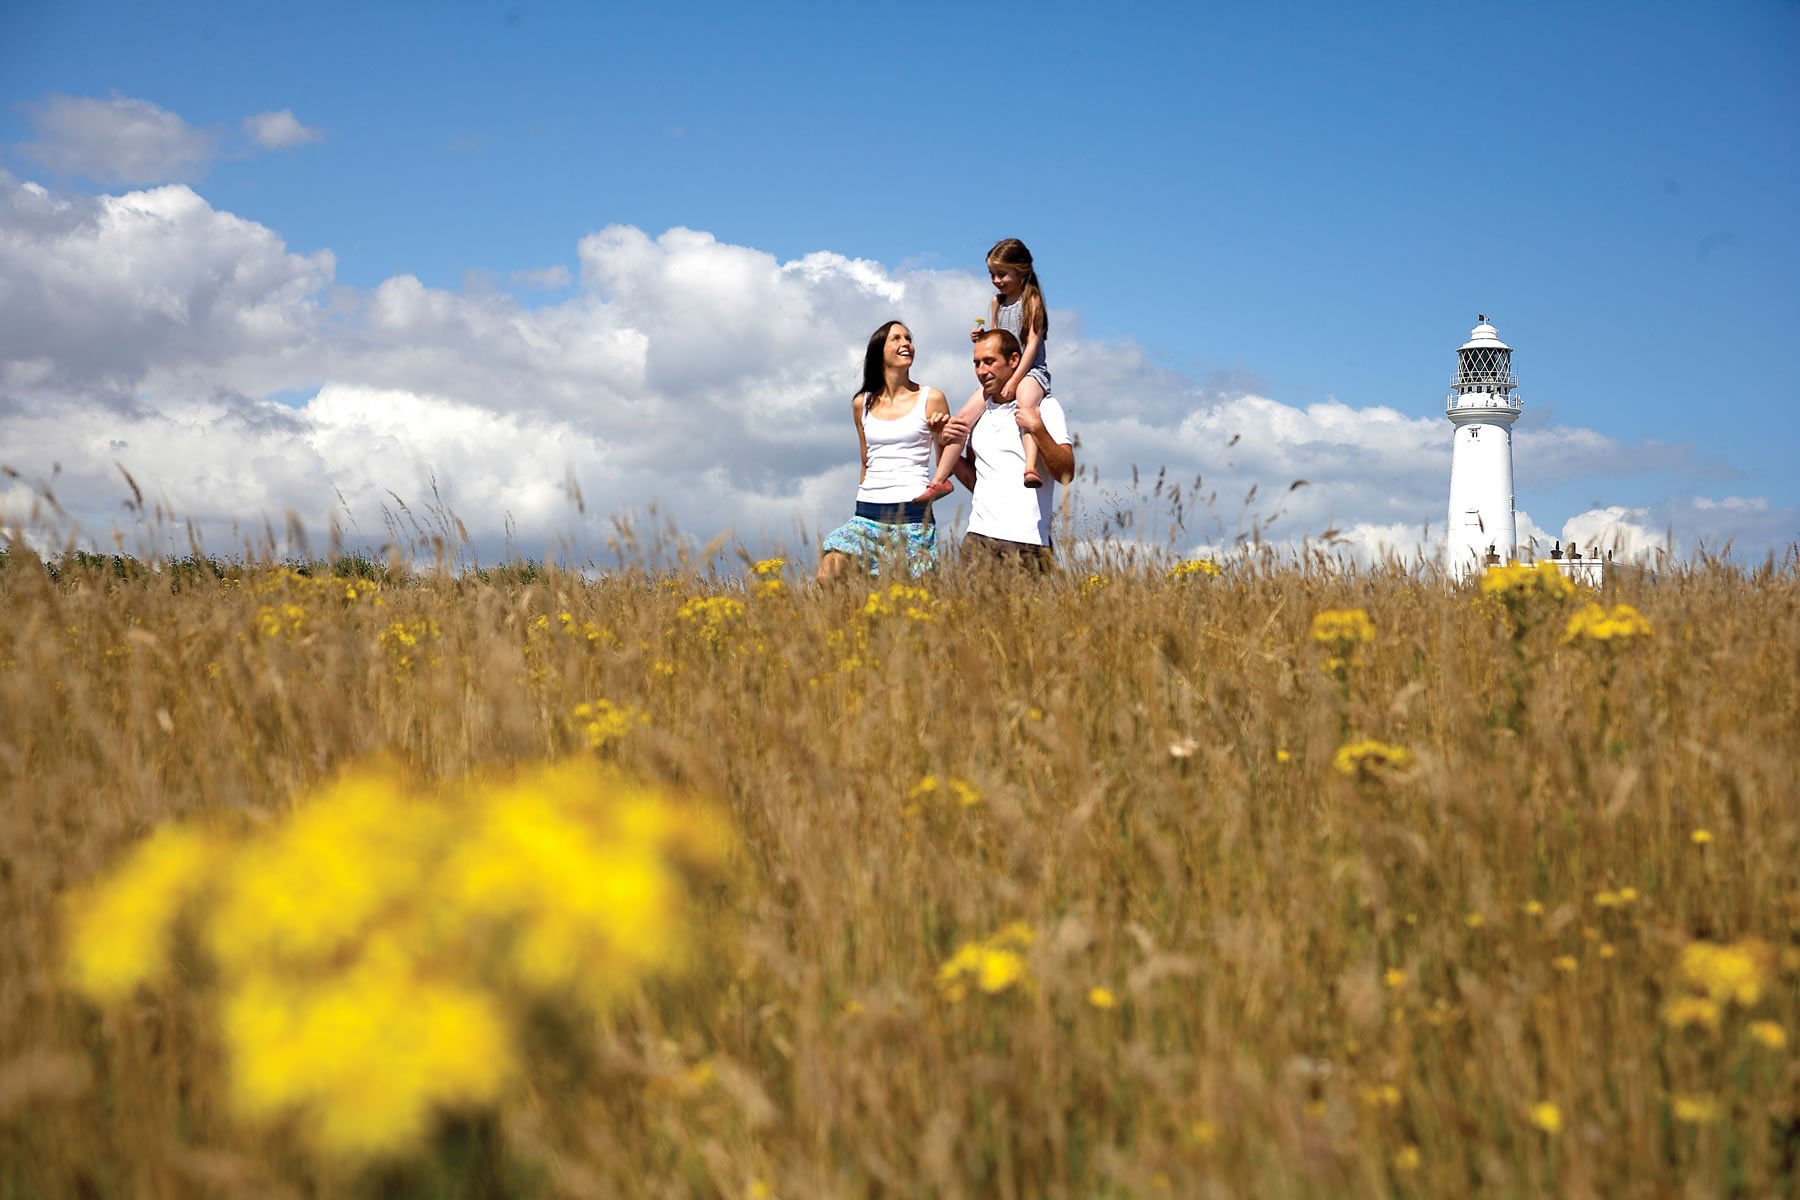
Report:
859,320,905,413
987,238,1047,339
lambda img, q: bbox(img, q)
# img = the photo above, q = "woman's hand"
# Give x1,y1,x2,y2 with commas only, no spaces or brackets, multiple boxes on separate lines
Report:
926,410,950,436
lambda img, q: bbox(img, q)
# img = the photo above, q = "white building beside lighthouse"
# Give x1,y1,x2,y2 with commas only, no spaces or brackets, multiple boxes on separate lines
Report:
1445,316,1522,577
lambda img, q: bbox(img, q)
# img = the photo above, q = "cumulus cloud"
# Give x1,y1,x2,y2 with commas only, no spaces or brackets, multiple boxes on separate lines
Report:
16,94,218,185
0,174,334,399
0,172,1789,567
242,109,322,150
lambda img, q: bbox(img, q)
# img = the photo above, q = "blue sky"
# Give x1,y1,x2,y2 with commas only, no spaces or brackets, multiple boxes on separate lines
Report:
3,0,1797,563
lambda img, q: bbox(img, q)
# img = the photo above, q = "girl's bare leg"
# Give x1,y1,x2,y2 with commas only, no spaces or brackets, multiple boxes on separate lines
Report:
1017,377,1046,487
914,388,986,502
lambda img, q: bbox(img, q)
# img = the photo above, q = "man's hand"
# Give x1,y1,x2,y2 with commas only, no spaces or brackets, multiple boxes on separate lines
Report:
941,413,975,445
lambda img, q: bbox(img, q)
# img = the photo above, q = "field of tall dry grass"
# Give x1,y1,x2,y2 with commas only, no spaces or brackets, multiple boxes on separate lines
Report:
1,540,1796,1198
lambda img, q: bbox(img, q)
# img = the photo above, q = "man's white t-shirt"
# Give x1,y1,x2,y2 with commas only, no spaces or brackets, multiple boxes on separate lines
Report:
964,395,1072,547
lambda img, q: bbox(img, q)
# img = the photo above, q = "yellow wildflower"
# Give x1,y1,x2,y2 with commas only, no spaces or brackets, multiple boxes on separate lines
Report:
1275,748,1291,763
64,759,732,1162
1080,573,1111,595
1310,608,1376,646
1524,900,1545,918
64,827,218,1003
1332,739,1413,779
1479,561,1578,603
748,558,787,596
1394,1144,1422,1172
1677,939,1774,1006
379,617,442,671
255,603,308,639
1383,968,1407,990
1087,986,1118,1010
937,922,1035,1003
1671,1094,1718,1125
1661,995,1721,1033
1167,559,1222,580
1464,912,1487,930
571,699,647,750
1360,1084,1401,1109
905,774,981,814
1563,601,1654,643
1690,828,1714,845
1529,1102,1563,1135
861,584,936,621
1552,955,1578,974
676,595,746,644
1189,1119,1217,1146
1748,1020,1787,1050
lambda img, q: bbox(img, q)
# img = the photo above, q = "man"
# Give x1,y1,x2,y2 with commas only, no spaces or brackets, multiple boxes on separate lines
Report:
945,328,1076,571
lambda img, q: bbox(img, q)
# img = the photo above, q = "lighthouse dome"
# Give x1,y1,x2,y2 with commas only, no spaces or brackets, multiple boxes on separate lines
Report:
1459,317,1511,352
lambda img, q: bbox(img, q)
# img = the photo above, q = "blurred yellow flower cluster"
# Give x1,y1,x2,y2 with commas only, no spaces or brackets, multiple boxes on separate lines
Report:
247,566,385,607
936,922,1035,1003
1675,938,1774,1007
256,602,308,639
904,774,980,816
1562,601,1654,644
1080,573,1111,596
379,616,442,672
571,698,647,750
1478,561,1578,604
1309,608,1375,648
676,595,746,644
1310,608,1375,677
1167,558,1222,581
63,761,732,1160
244,569,384,643
1331,739,1413,780
749,558,787,597
557,610,616,646
861,584,937,622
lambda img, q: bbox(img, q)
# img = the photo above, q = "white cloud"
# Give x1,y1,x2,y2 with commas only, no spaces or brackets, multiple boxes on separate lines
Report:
1,173,1789,567
242,109,322,150
0,174,334,398
17,94,218,185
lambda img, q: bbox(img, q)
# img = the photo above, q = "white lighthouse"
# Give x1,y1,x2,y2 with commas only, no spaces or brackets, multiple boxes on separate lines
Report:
1445,315,1522,577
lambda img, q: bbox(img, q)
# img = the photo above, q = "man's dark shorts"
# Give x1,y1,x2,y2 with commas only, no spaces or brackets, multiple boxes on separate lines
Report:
962,532,1056,574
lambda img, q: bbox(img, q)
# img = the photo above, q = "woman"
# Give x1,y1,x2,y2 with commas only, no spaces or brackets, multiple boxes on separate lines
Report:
817,321,951,583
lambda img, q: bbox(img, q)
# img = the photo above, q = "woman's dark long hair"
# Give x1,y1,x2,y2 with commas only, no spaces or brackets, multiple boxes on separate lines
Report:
859,320,905,413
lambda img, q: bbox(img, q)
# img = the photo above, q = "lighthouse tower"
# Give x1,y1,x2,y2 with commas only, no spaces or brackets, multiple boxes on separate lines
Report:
1445,315,1522,577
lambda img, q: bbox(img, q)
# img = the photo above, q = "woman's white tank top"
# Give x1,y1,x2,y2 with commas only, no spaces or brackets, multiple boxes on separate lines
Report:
857,390,934,504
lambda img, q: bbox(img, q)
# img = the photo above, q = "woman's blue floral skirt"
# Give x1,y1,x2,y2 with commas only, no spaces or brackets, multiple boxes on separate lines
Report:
821,514,938,578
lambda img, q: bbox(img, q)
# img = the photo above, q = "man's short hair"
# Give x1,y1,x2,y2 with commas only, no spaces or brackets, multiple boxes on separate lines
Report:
977,327,1022,360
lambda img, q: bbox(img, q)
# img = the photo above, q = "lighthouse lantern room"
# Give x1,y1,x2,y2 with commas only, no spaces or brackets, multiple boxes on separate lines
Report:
1445,315,1522,577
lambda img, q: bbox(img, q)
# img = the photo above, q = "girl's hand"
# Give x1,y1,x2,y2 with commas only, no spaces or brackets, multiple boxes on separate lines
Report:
999,378,1018,403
